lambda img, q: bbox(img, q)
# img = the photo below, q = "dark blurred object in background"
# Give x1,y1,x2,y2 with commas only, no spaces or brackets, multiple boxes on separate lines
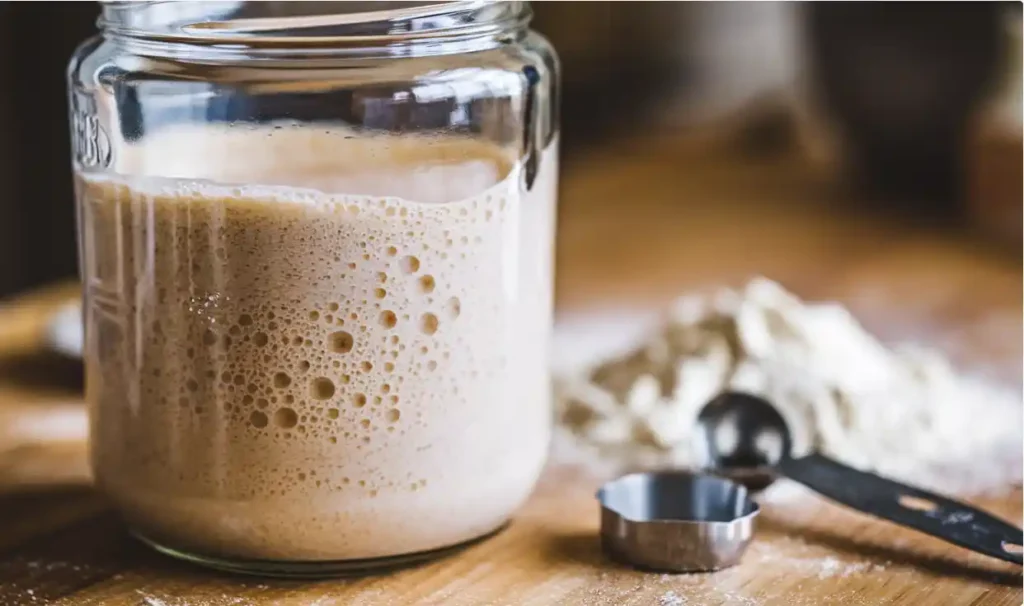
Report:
965,6,1023,249
0,3,98,299
804,2,1006,212
0,2,1018,299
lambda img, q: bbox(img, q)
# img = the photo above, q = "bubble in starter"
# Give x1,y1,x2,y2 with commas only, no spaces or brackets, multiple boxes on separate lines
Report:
310,377,336,400
379,310,398,329
419,275,435,294
274,407,299,429
273,372,292,388
420,313,439,335
250,411,269,428
253,332,269,347
400,256,420,274
329,331,354,354
353,393,367,408
327,408,339,419
446,297,461,319
386,409,401,423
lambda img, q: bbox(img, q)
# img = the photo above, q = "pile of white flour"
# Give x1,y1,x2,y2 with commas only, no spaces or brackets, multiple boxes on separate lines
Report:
554,278,1023,495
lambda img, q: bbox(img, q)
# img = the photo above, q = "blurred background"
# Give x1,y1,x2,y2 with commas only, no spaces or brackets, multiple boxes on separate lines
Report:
0,2,1020,360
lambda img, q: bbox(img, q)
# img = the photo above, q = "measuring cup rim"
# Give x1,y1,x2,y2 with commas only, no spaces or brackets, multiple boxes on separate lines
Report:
597,470,761,526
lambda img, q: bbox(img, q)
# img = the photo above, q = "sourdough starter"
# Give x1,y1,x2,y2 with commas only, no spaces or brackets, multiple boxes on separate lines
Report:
79,126,557,561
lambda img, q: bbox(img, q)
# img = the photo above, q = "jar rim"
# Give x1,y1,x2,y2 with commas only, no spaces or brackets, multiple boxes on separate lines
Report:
99,1,530,49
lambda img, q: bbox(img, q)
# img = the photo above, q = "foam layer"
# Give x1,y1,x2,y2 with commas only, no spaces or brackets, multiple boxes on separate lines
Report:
81,127,558,560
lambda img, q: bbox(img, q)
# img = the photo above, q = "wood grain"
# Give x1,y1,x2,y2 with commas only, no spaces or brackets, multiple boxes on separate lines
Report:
0,133,1020,605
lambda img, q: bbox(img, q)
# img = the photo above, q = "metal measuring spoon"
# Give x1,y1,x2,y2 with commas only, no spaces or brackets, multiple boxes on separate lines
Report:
696,391,1024,565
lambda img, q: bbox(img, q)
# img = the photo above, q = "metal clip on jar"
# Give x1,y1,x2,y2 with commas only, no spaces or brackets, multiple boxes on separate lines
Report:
69,1,559,577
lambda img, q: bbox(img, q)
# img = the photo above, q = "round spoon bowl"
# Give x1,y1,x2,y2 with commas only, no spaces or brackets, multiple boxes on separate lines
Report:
696,391,793,490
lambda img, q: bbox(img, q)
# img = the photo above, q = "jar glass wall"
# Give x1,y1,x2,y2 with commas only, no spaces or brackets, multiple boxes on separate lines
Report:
69,1,558,576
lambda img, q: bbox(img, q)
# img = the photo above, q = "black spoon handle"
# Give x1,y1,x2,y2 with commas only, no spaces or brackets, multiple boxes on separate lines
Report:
779,454,1023,565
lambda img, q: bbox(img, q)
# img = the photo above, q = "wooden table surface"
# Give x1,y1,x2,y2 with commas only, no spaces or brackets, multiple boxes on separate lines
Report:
0,133,1021,605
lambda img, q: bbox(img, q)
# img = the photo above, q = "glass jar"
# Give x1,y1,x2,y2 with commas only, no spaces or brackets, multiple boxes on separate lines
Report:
68,1,558,576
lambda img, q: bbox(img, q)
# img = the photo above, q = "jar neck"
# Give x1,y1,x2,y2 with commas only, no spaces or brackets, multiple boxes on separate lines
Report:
99,1,531,60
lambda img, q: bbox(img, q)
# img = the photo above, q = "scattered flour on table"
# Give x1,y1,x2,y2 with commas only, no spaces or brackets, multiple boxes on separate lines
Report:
651,539,890,606
554,278,1023,496
127,593,256,606
813,557,872,580
744,541,886,580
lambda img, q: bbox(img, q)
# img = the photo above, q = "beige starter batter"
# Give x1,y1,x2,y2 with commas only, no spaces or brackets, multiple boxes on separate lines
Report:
79,126,558,561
